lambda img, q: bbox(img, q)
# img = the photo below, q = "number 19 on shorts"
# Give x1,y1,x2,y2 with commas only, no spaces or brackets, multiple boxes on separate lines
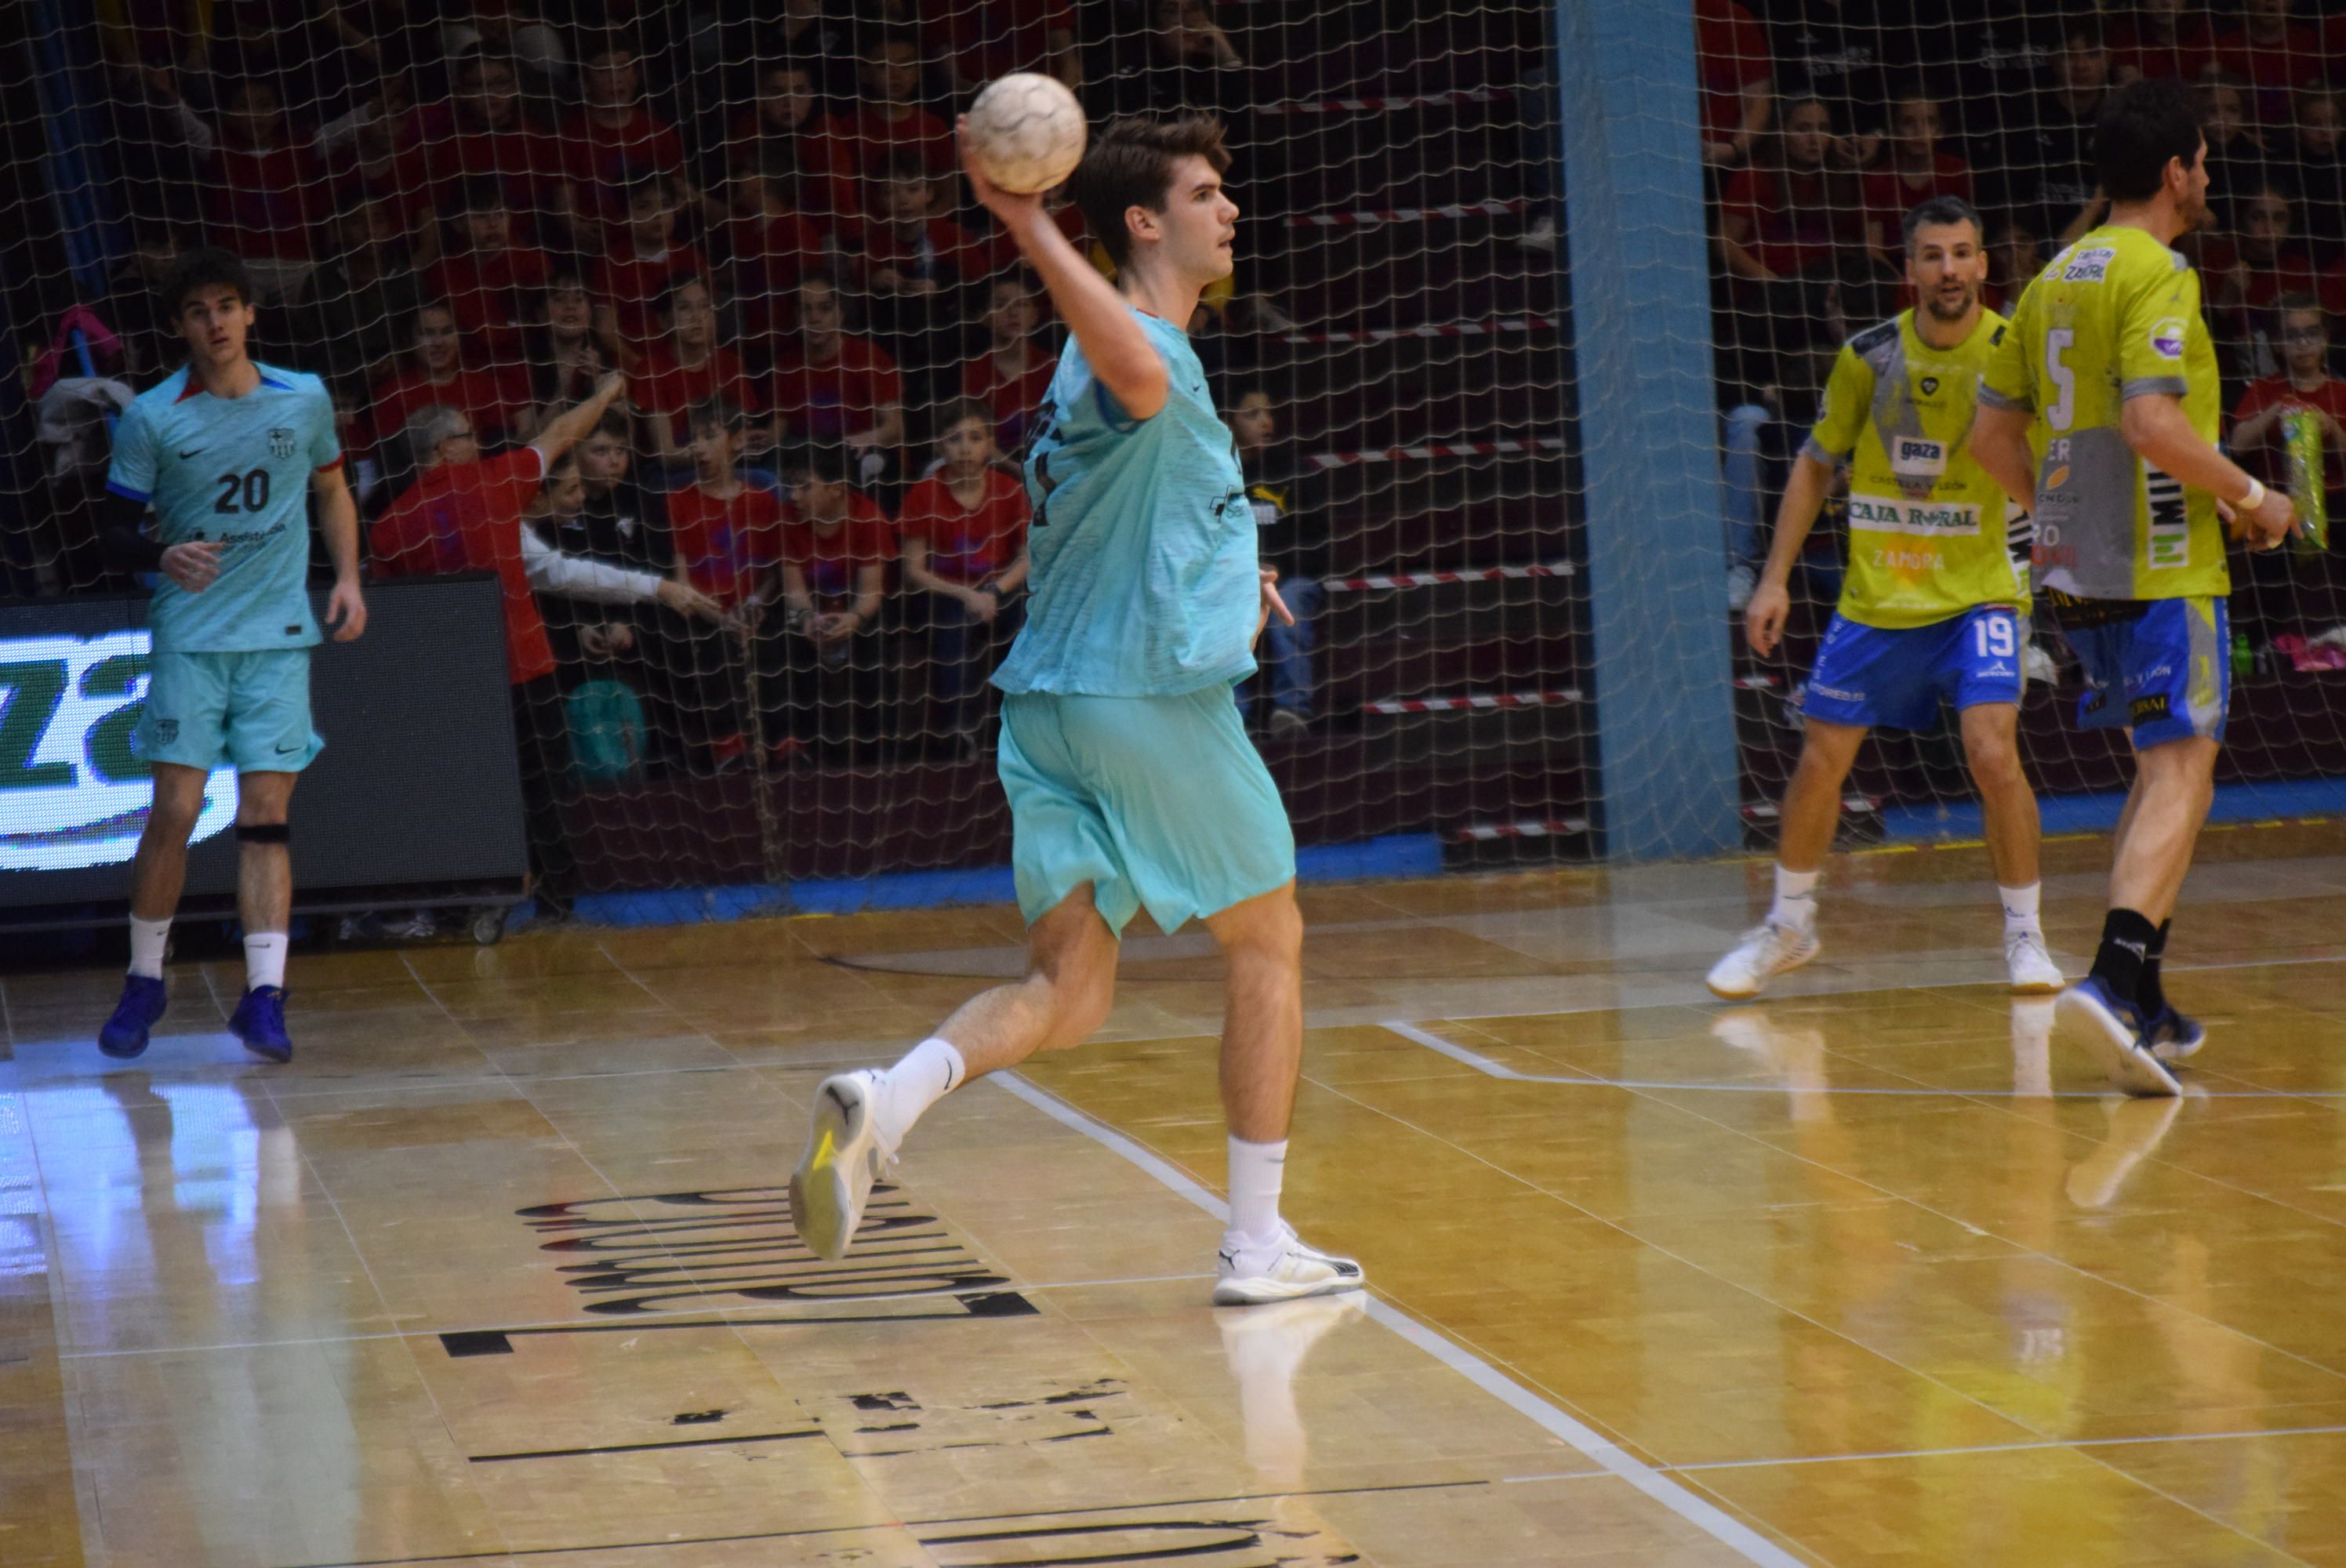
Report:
1974,613,2017,660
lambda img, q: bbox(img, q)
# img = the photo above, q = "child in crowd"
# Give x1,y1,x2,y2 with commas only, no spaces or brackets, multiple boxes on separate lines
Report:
898,400,1030,752
761,443,897,761
594,178,711,367
634,277,760,468
665,398,788,769
961,271,1057,454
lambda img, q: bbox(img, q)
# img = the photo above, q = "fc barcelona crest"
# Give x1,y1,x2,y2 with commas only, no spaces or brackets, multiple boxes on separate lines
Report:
269,426,296,459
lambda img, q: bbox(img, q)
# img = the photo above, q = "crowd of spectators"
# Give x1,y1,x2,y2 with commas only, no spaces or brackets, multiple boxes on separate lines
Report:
45,0,1331,835
1700,1,2346,652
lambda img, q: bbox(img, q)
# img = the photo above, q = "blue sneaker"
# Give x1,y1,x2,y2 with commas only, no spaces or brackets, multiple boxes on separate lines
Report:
2054,976,2178,1097
97,975,169,1059
228,985,293,1064
2146,1004,2207,1062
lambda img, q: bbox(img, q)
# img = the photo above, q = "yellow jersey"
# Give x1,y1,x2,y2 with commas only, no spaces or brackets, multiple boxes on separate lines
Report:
1805,307,2026,629
1981,223,2228,600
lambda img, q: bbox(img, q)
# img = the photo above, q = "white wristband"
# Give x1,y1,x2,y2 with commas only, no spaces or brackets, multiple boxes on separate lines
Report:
2239,476,2267,512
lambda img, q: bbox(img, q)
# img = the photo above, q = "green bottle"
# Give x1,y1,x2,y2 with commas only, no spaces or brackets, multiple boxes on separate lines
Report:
2283,408,2330,553
2233,632,2254,678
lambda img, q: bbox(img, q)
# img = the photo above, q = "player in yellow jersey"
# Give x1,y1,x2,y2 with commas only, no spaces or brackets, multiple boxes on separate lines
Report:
1710,198,2062,1000
1974,79,2297,1096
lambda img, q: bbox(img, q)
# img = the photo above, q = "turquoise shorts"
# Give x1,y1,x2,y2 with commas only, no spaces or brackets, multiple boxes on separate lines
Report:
138,648,323,774
999,686,1296,935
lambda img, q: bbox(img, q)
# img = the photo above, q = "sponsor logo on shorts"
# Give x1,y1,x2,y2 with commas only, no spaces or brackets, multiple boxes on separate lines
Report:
1981,662,2017,679
2149,318,2188,359
1808,683,1865,703
1849,493,1981,538
2130,693,2173,724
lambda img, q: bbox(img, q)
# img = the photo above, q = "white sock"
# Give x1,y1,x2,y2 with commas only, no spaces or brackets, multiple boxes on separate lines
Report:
243,932,289,991
1225,1135,1288,1254
873,1037,964,1152
128,916,171,980
1999,883,2042,935
1769,866,1820,932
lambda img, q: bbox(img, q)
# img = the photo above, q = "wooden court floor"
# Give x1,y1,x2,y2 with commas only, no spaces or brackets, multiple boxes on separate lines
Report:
8,823,2346,1566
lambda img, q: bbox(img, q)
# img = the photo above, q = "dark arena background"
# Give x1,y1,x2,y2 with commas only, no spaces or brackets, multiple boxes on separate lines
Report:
6,3,2346,1566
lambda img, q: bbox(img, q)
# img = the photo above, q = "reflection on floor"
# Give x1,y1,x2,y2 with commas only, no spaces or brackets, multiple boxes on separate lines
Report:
5,822,2346,1565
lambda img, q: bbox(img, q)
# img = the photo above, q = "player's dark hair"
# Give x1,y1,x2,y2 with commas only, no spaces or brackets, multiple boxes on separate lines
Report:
2096,78,2203,203
936,397,997,440
160,247,252,316
788,441,852,487
1069,114,1232,272
1901,195,1983,253
688,397,746,437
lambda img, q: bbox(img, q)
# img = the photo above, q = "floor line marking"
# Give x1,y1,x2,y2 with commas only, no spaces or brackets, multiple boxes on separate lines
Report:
1379,1018,2346,1101
990,1070,1809,1568
1499,1420,2346,1481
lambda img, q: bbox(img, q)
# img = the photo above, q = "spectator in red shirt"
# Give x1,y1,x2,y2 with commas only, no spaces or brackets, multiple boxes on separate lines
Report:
1862,96,1974,275
820,31,957,220
761,441,897,760
370,376,720,909
660,397,790,767
527,270,609,422
899,399,1030,751
398,53,567,250
427,179,550,372
728,58,859,236
862,152,1012,416
769,272,906,488
1716,96,1860,383
2109,0,2208,87
2231,295,2346,494
594,178,713,368
1695,0,1771,169
2293,88,2346,268
2214,0,2320,127
1984,214,2042,317
928,0,1080,100
961,271,1056,454
562,39,694,250
723,153,836,346
365,303,534,472
201,78,331,303
635,278,761,467
2208,186,2322,369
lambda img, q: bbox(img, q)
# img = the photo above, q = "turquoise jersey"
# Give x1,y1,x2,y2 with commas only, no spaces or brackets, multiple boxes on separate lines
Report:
105,363,341,653
994,308,1255,697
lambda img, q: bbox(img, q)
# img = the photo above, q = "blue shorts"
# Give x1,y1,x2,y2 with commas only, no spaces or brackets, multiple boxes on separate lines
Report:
998,686,1297,936
1800,606,2025,731
2056,594,2228,749
138,648,323,774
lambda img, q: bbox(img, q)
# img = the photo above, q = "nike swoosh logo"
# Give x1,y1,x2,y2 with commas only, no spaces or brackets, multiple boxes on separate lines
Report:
178,448,205,459
274,742,303,753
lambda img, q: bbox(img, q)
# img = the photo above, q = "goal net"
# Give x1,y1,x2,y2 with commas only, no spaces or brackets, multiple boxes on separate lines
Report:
9,1,2342,913
1702,2,2346,846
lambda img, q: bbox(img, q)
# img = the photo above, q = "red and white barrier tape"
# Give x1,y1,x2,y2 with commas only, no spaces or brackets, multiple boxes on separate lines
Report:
1306,435,1565,469
1364,688,1581,715
1321,561,1574,592
1741,796,1879,821
1281,316,1556,345
1290,198,1523,227
1447,817,1590,842
1255,86,1513,117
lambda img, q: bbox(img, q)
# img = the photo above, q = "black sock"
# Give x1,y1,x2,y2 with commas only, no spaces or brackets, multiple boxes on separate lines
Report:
2137,920,2172,1016
2090,908,2159,1007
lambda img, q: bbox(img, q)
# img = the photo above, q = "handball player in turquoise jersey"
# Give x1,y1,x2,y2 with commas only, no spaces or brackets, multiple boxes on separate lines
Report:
791,114,1364,1307
94,249,367,1064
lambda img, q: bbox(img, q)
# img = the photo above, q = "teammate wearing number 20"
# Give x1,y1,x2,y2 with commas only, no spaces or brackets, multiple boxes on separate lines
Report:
1711,196,2061,1002
93,249,367,1065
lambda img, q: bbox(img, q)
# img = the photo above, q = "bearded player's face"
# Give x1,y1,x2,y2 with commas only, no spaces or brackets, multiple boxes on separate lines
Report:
1906,222,1985,325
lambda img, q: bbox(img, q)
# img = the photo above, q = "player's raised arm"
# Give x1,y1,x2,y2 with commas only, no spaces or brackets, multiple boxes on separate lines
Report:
959,116,1168,421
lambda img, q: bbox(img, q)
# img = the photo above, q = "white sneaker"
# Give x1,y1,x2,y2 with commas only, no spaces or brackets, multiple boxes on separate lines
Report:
790,1070,895,1261
2006,930,2063,994
1213,1223,1366,1306
1705,920,1819,1000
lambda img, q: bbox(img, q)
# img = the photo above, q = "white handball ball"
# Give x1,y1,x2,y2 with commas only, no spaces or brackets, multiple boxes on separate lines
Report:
966,72,1087,194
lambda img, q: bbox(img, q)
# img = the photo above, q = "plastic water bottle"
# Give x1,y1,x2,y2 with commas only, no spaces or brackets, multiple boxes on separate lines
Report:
2233,632,2254,678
